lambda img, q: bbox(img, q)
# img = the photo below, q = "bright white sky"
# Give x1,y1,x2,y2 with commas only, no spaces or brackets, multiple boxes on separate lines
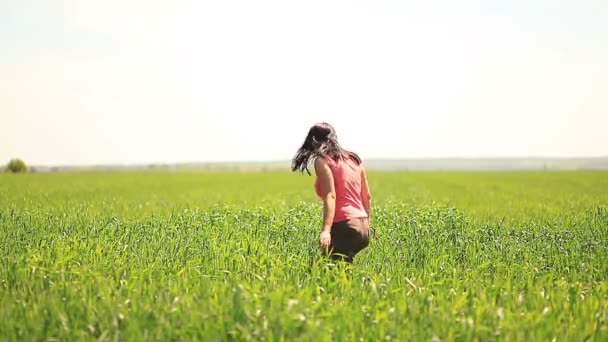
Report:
1,0,607,166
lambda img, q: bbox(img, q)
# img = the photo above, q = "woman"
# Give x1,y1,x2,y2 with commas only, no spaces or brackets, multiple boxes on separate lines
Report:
292,123,373,263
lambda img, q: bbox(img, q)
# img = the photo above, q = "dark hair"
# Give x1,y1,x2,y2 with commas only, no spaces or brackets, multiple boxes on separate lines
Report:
291,122,361,175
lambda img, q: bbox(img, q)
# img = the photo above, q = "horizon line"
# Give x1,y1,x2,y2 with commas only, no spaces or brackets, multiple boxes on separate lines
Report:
23,155,608,169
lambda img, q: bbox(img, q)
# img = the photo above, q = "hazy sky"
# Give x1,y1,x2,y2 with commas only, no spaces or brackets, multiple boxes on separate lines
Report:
2,0,607,166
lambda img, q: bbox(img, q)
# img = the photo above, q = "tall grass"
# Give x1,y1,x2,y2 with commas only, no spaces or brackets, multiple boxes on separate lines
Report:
1,171,607,340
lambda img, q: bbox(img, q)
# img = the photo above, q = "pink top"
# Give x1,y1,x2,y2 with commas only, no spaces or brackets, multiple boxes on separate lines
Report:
315,156,368,223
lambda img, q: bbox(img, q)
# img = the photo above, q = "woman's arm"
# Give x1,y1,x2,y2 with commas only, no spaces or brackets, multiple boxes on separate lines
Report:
361,166,372,219
314,158,336,250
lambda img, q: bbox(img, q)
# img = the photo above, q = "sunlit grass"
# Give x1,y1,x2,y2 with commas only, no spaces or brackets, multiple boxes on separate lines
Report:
1,171,607,340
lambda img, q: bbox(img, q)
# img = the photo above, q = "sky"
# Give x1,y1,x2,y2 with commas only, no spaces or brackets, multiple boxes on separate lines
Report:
1,0,607,166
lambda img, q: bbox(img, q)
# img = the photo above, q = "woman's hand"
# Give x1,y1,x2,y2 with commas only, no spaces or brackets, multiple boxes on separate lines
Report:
320,230,331,250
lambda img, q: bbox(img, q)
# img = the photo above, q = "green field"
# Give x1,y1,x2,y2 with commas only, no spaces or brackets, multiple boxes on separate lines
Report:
1,171,607,340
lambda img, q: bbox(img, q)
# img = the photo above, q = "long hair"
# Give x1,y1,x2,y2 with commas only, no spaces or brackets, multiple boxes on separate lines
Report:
291,122,361,175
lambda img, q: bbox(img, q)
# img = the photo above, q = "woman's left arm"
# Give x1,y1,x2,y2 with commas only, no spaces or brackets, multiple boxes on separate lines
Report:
315,158,336,250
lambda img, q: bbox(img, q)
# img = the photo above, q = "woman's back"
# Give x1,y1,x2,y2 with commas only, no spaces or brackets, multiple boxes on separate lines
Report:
315,156,367,222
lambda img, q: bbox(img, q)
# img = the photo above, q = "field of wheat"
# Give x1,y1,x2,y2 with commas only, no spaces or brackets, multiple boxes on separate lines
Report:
1,171,607,340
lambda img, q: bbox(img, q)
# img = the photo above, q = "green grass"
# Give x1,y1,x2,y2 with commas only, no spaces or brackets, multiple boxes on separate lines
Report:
1,171,607,340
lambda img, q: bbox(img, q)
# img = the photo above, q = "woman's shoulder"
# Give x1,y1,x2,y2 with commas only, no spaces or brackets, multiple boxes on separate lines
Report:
315,156,339,174
314,155,332,170
316,154,335,164
345,151,362,164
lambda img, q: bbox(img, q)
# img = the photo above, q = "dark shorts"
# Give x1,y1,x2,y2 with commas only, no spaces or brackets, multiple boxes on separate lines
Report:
329,217,370,262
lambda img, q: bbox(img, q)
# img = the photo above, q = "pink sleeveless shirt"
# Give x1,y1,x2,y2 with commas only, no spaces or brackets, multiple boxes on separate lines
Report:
315,156,368,223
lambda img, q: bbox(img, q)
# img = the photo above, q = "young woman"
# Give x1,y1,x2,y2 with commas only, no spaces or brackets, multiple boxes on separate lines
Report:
292,123,373,263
